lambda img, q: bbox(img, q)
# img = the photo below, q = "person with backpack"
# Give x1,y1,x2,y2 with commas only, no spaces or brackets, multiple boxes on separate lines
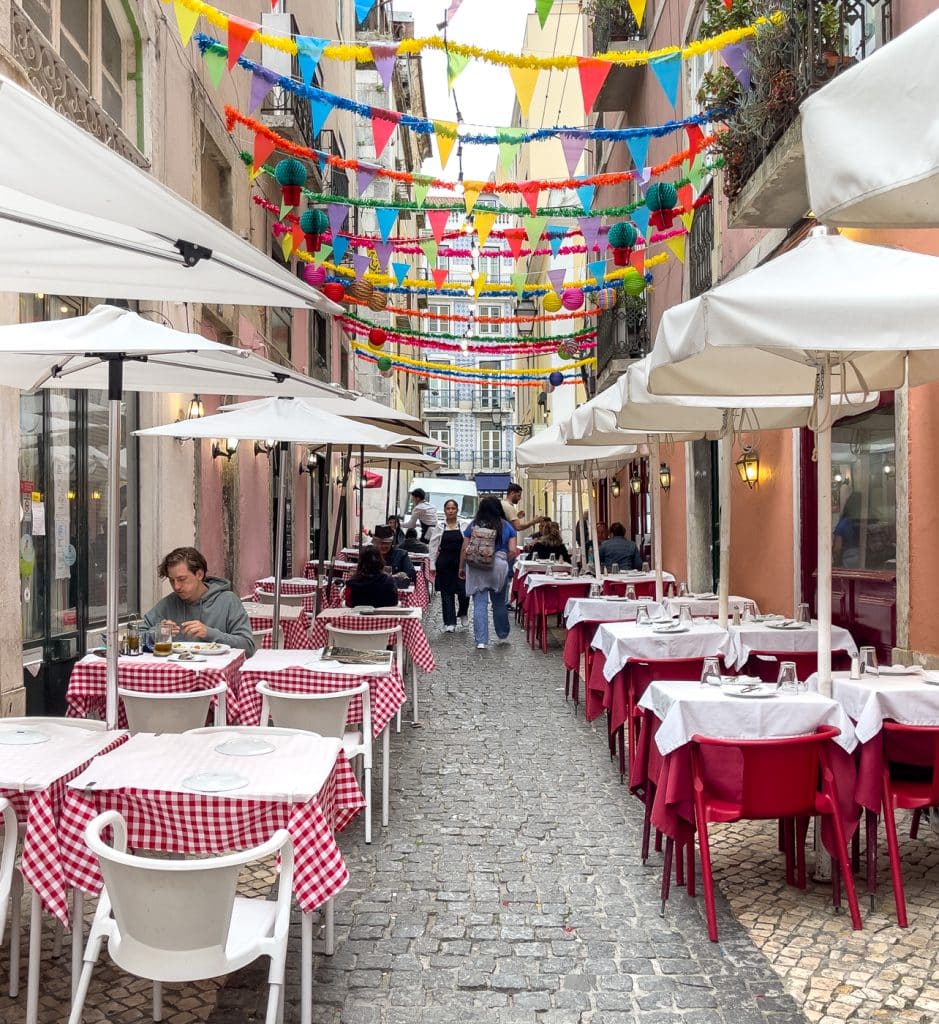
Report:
458,496,518,650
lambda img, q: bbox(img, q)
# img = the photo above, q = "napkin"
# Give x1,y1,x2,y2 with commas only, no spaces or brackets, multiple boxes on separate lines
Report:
876,664,925,677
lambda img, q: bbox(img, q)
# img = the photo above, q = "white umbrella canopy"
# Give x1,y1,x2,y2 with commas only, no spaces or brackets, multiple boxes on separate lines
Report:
222,393,427,435
516,424,637,471
801,10,939,228
0,77,337,311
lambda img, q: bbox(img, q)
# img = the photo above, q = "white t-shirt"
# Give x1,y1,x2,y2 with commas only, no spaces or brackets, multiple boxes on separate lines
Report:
404,500,437,530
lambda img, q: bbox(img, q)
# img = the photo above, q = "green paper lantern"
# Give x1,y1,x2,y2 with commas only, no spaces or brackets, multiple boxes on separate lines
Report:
607,222,637,250
645,182,678,212
623,271,647,296
376,356,393,372
274,158,308,208
299,209,328,235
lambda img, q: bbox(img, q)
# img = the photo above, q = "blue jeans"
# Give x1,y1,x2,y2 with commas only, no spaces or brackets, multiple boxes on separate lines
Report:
473,586,509,645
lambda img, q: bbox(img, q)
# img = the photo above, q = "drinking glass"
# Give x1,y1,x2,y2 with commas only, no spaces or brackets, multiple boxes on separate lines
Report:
743,601,755,622
125,622,140,656
549,553,557,563
636,605,651,626
140,629,154,654
678,581,689,597
611,563,620,575
777,661,799,693
679,605,693,627
859,646,879,675
625,585,637,601
797,602,811,624
589,583,601,598
153,624,173,657
641,561,650,573
700,657,721,687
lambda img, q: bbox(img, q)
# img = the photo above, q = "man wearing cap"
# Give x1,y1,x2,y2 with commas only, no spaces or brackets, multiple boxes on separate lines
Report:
501,482,544,535
372,525,417,583
402,487,438,541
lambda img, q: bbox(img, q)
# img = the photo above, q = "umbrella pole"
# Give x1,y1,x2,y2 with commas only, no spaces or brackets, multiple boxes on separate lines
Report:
816,374,833,697
718,433,732,628
552,480,557,525
357,445,366,554
650,438,664,604
313,444,332,618
105,358,123,729
588,469,601,581
272,441,290,650
384,458,393,519
572,469,583,569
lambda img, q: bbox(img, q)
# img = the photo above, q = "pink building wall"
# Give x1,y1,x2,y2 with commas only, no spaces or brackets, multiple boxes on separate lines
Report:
659,445,688,582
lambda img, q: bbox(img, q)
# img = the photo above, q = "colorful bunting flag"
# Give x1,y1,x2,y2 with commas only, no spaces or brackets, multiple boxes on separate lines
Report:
630,205,651,240
413,177,431,207
373,241,393,272
688,152,706,187
685,124,705,160
331,236,350,264
511,271,527,299
637,167,653,194
370,43,399,90
355,0,376,24
281,234,294,261
519,183,541,217
249,70,273,114
226,16,258,71
649,53,682,108
463,180,484,216
474,211,497,248
472,272,488,299
252,131,276,171
536,0,555,28
352,252,371,279
625,134,650,174
431,267,449,290
311,96,333,138
376,206,399,243
679,210,695,231
628,249,645,277
579,216,601,254
509,66,540,121
576,182,596,214
356,165,378,196
392,262,410,287
203,47,226,89
576,58,612,116
560,134,588,177
327,203,349,238
548,268,566,295
587,259,607,284
291,224,305,252
522,216,547,252
676,184,694,213
427,209,450,245
447,50,471,89
498,129,525,174
504,229,526,260
434,122,458,170
296,36,328,86
627,0,647,27
172,0,200,46
665,236,686,263
312,244,333,266
446,0,465,20
371,111,400,159
547,226,565,258
721,43,752,90
421,238,439,265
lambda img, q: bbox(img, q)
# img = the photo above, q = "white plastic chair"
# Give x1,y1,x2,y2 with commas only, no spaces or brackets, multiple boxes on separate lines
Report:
252,627,274,648
256,591,306,607
0,799,18,993
256,680,374,843
118,684,227,735
69,811,292,1024
327,624,408,732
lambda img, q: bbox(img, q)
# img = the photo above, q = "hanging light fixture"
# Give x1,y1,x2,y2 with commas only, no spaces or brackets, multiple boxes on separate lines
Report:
211,438,239,461
254,439,276,457
299,450,318,476
185,395,205,420
736,446,760,488
611,479,621,498
629,471,642,495
659,463,671,493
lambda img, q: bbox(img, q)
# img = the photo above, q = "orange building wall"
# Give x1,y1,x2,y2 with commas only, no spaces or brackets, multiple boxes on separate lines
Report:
907,381,939,654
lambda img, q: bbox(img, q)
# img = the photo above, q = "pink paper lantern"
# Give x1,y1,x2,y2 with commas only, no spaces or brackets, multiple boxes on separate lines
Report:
303,263,327,288
562,287,584,311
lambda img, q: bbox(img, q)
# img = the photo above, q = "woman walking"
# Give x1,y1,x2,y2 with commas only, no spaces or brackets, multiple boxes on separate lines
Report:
429,499,469,632
459,496,518,650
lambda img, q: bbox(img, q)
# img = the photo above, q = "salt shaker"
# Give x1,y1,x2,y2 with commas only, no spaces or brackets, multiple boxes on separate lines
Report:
850,654,860,679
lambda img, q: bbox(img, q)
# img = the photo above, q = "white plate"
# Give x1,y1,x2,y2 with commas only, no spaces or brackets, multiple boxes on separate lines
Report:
172,643,230,656
0,728,49,746
168,653,207,663
724,687,778,699
215,737,275,757
874,666,924,677
181,772,248,793
652,625,690,634
766,622,806,630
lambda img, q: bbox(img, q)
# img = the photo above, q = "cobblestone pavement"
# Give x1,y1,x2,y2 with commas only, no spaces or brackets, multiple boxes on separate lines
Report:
2,615,938,1022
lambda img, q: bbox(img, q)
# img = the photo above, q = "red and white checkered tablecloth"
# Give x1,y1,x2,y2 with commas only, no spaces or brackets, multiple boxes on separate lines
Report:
310,611,436,673
2,731,128,926
238,660,406,736
66,652,245,726
254,578,321,613
244,603,314,650
303,560,358,581
57,755,363,916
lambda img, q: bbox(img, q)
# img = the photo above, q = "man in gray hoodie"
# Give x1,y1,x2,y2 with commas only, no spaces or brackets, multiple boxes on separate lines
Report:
142,547,256,656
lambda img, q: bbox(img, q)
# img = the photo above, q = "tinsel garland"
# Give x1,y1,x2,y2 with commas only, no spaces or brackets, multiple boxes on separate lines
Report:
339,310,595,345
355,350,581,387
351,341,595,375
344,299,597,324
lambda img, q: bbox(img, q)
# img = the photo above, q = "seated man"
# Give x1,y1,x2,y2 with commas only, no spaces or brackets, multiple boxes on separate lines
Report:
142,546,255,655
598,522,642,570
372,525,417,585
401,528,429,554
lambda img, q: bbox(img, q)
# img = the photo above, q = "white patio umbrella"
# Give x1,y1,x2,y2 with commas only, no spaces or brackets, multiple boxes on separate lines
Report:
800,10,939,228
223,393,427,435
0,77,338,311
136,397,402,646
647,226,939,695
0,305,349,726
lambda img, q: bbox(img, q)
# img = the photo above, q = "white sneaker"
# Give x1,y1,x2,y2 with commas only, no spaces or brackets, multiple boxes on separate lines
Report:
495,636,510,646
476,642,487,650
459,616,469,628
444,625,455,633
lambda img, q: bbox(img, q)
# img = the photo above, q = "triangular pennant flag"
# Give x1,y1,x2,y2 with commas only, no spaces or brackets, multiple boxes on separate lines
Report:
392,262,410,287
203,48,226,89
330,236,350,264
279,201,292,221
676,184,694,213
248,166,263,183
689,152,706,187
355,0,376,23
296,36,328,86
463,180,484,216
371,111,400,159
509,66,540,120
431,267,449,290
547,226,564,258
522,216,547,253
312,244,333,266
721,43,751,90
281,233,294,262
226,16,258,71
447,0,466,20
310,95,333,138
498,129,525,174
434,121,458,170
352,252,371,279
519,183,541,217
579,216,601,254
626,0,647,28
587,259,607,285
625,133,650,173
576,57,612,116
356,165,377,196
629,249,645,276
649,52,682,108
172,0,200,46
376,206,398,243
637,167,653,195
373,242,393,272
421,239,439,265
679,210,695,231
327,203,349,238
559,134,588,177
536,0,555,28
413,178,431,207
252,131,276,171
370,43,399,90
472,272,487,299
511,271,527,300
292,224,306,252
447,50,471,89
576,182,596,214
474,211,497,248
427,209,450,245
249,70,273,114
504,229,525,260
630,205,651,240
547,268,566,295
685,123,705,160
665,236,685,263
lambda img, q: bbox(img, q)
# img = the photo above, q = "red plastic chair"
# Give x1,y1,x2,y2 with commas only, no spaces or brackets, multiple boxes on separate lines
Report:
879,721,939,928
744,649,852,682
529,583,590,652
602,579,656,599
685,726,861,942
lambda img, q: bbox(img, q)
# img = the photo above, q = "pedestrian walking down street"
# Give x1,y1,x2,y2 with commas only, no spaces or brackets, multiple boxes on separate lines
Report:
429,499,470,632
459,496,518,649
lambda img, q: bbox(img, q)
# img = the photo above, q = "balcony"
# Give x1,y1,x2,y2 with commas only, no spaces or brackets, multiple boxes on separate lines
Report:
440,450,515,475
260,13,321,157
473,394,513,416
592,8,646,113
724,0,892,228
422,389,459,412
595,297,649,393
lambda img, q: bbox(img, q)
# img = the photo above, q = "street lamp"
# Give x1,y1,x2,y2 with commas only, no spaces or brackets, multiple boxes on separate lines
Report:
659,463,672,493
611,479,621,498
629,471,642,495
490,405,533,437
736,446,760,488
516,297,537,336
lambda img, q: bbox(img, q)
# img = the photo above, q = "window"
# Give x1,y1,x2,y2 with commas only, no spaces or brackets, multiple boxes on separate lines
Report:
477,360,500,410
479,425,502,469
685,47,714,118
269,307,291,363
428,304,449,335
308,311,329,378
477,304,502,336
424,360,452,409
427,422,451,467
200,128,233,229
479,254,503,283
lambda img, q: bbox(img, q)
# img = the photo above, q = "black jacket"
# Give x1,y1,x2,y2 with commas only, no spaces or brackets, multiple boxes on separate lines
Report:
385,546,417,582
346,575,399,608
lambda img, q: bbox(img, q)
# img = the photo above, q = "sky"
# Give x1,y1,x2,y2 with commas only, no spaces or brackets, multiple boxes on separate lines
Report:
396,0,530,182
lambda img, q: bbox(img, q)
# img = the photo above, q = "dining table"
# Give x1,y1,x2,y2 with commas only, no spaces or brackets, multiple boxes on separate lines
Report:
601,570,676,598
663,594,760,618
254,576,323,612
718,620,858,671
59,729,362,1024
242,599,314,649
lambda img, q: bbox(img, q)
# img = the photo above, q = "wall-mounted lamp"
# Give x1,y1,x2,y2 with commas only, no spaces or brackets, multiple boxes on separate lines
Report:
736,446,760,488
659,463,671,493
211,438,239,461
185,395,205,420
883,464,894,476
611,479,621,498
91,489,102,501
299,450,318,476
254,439,276,458
629,471,642,496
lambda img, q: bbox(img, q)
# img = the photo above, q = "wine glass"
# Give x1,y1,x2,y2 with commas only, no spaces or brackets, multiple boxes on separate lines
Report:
859,646,879,675
625,585,637,601
700,657,721,687
636,605,651,626
777,661,799,693
678,581,689,597
611,563,620,575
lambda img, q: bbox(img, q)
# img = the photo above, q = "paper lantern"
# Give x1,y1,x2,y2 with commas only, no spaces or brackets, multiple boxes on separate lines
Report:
608,221,638,266
548,370,565,387
623,271,647,296
368,328,387,348
557,341,579,359
646,182,679,231
299,208,329,250
561,287,584,311
322,281,346,304
303,263,327,288
274,158,308,208
367,291,388,311
542,291,562,313
348,277,374,302
377,356,393,372
595,288,617,310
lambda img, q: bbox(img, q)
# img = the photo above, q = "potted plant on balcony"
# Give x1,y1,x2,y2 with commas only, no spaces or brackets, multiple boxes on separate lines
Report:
696,66,743,116
816,1,855,73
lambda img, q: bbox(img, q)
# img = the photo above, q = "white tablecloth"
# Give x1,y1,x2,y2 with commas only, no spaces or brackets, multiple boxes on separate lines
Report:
246,648,395,680
827,670,939,744
718,622,859,671
516,560,573,578
591,621,729,681
663,595,760,618
639,680,856,756
563,597,666,629
524,573,595,592
602,570,677,585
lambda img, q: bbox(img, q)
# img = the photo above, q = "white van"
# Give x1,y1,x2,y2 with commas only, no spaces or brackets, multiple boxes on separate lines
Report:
407,477,478,527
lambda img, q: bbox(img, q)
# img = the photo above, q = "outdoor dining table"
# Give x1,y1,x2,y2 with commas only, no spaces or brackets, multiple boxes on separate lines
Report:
718,620,859,671
310,607,435,673
602,570,676,598
0,721,127,1024
255,576,322,612
521,573,593,651
663,594,760,618
66,648,244,725
242,599,314,649
59,730,362,1024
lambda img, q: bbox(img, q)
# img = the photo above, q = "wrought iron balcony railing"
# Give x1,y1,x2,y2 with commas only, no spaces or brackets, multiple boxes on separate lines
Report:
596,298,650,378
